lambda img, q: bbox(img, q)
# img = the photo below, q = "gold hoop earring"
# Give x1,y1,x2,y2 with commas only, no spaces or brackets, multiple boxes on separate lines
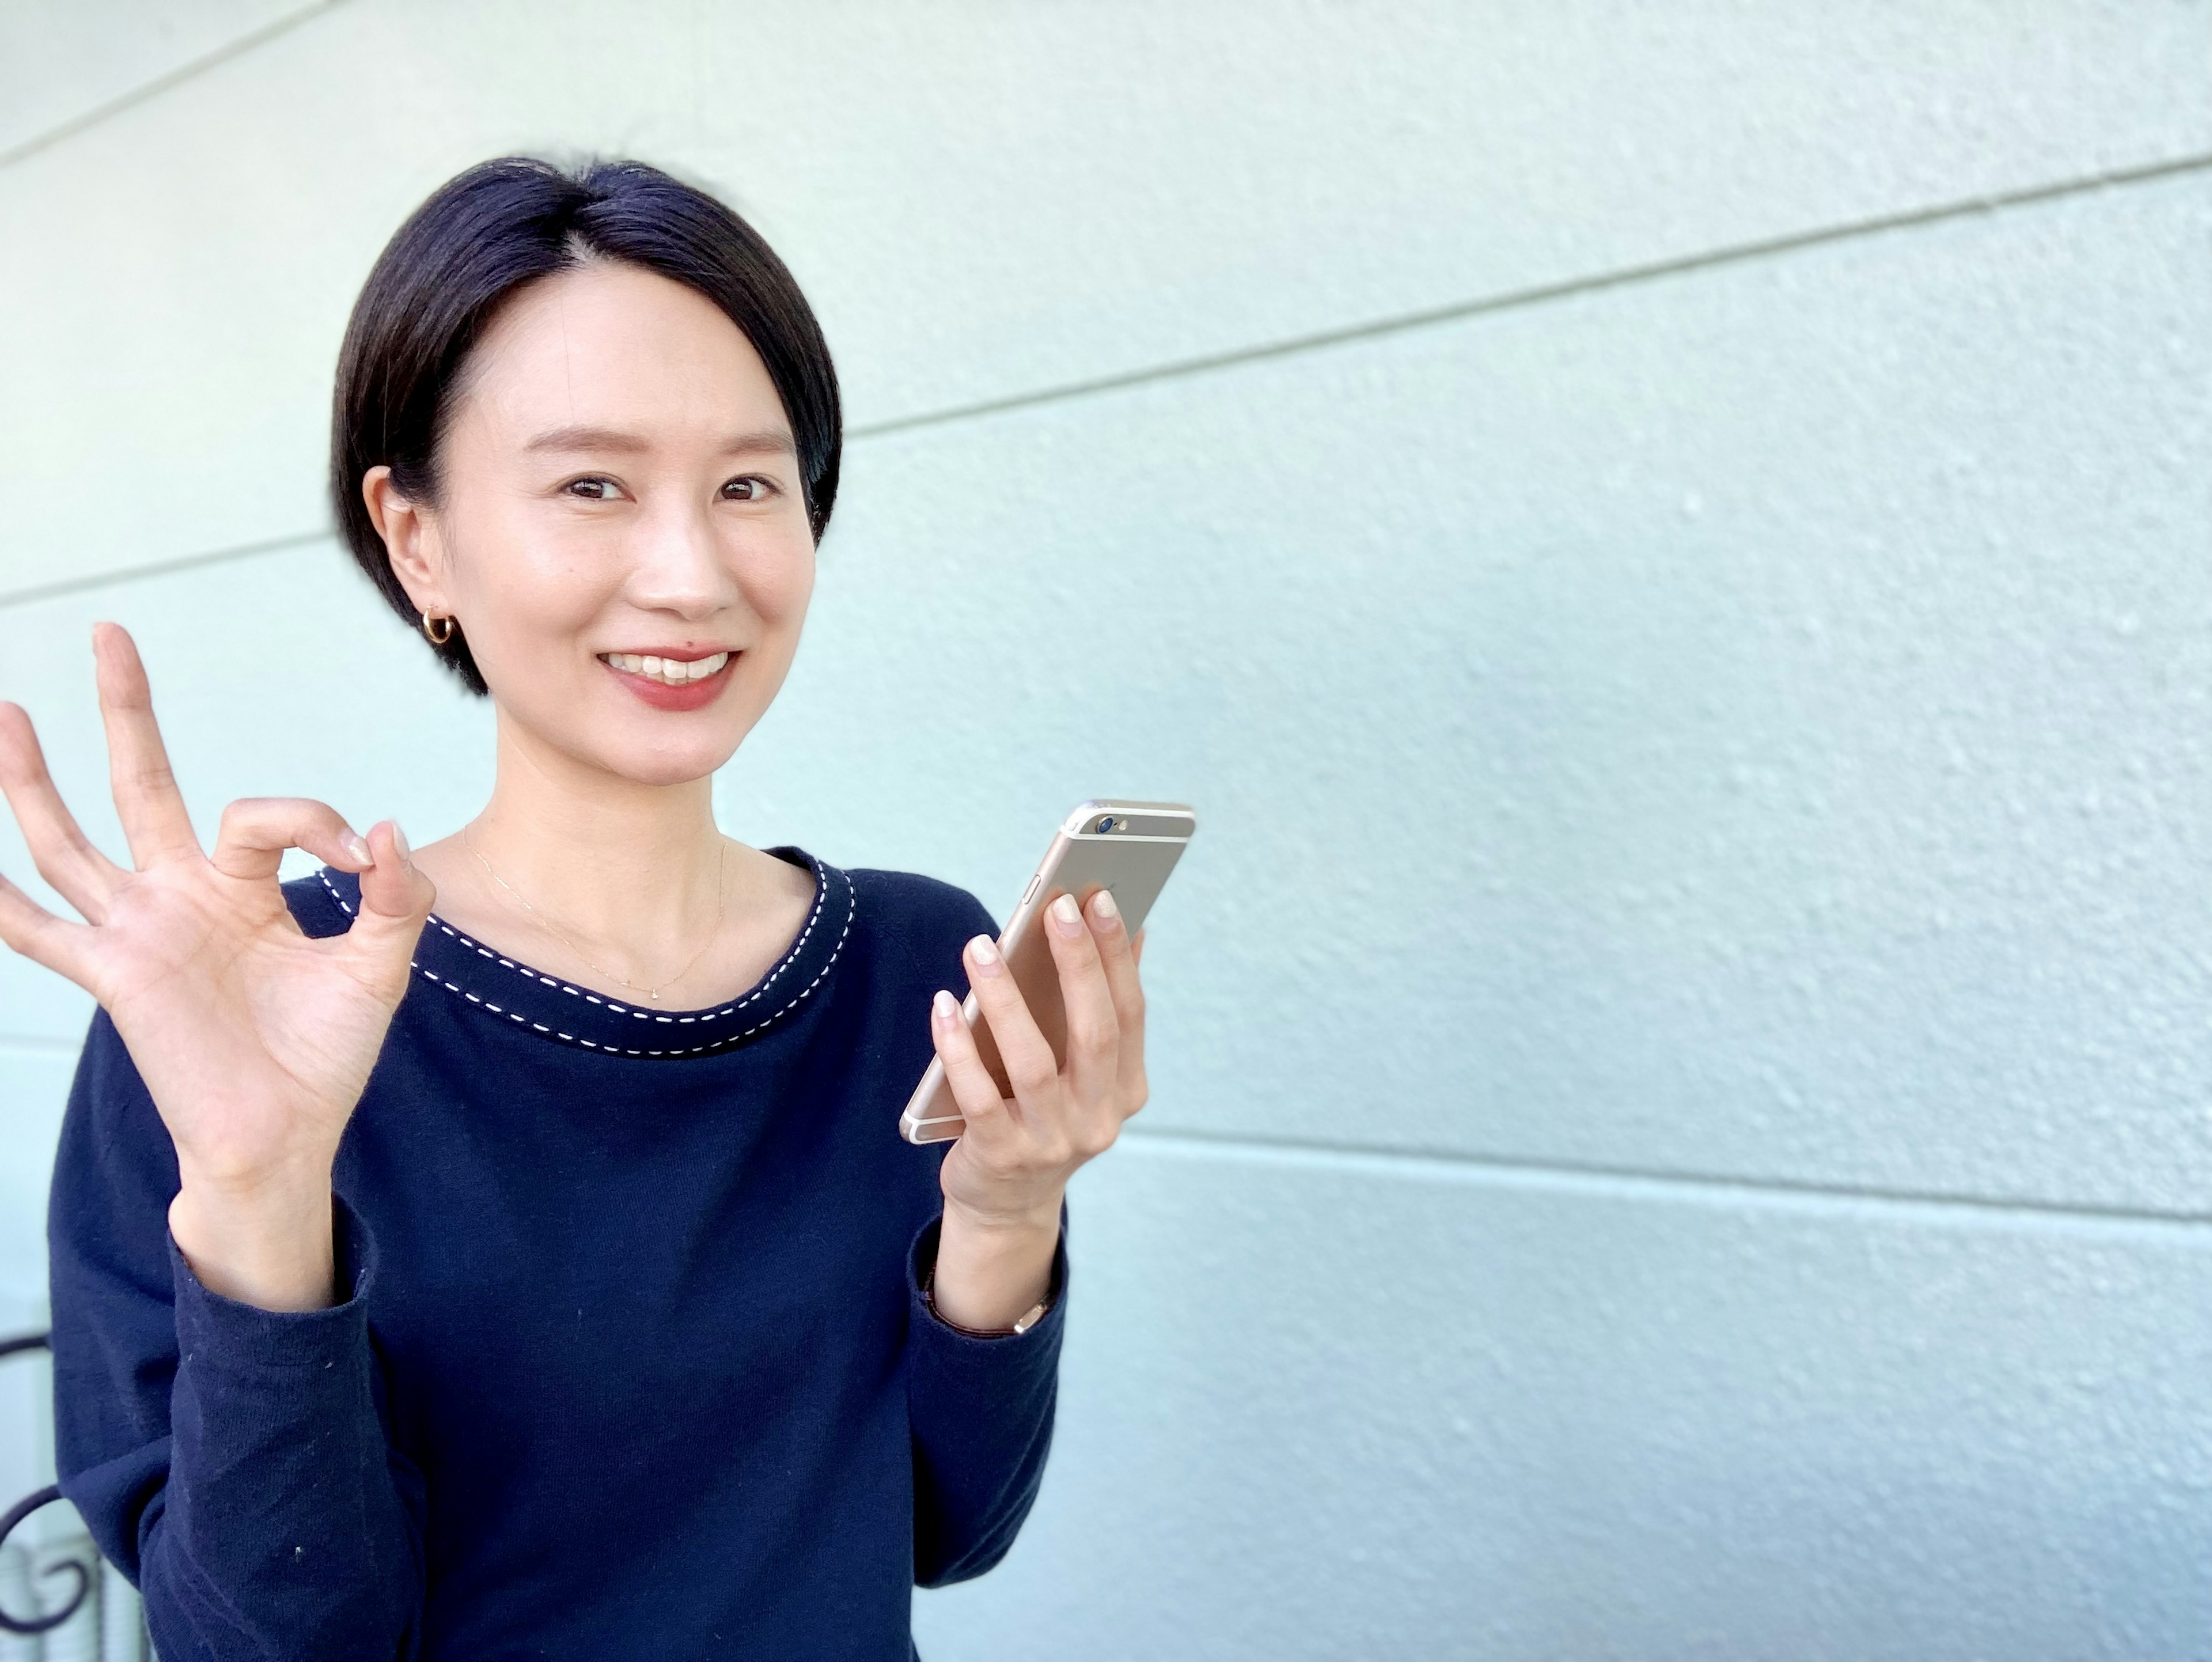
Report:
421,611,456,646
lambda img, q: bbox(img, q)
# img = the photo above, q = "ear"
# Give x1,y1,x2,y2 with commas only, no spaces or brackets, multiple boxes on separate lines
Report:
362,465,449,618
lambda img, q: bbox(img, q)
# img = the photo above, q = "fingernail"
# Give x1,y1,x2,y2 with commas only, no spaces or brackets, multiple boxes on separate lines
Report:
342,831,372,866
967,933,1002,974
933,989,959,1023
1089,888,1120,926
391,821,411,863
1050,892,1082,937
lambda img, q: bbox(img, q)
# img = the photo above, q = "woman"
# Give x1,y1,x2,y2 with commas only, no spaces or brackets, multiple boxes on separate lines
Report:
0,157,1147,1659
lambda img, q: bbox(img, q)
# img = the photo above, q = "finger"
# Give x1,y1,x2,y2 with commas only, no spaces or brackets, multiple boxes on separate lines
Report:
1043,891,1118,1107
964,933,1059,1115
929,988,1012,1135
341,820,435,982
1086,889,1147,1111
1131,926,1146,967
0,871,99,987
92,623,201,866
0,702,124,923
210,797,374,884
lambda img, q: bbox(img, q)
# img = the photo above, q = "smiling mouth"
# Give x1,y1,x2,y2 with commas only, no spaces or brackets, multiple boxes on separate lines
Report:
598,650,731,687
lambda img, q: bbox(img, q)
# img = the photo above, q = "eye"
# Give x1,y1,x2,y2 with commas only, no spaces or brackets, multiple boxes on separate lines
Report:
719,475,777,502
563,476,627,501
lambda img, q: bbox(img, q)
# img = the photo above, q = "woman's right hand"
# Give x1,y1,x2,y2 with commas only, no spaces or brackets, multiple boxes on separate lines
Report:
0,623,434,1310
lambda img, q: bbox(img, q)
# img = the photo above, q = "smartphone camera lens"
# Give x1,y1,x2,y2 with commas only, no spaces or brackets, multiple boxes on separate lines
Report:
1095,815,1119,834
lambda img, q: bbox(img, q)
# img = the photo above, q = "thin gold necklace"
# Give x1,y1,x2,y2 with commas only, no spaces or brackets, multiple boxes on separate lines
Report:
464,822,728,1002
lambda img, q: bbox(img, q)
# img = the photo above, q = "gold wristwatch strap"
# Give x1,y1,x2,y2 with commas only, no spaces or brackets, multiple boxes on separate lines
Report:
922,1260,1052,1337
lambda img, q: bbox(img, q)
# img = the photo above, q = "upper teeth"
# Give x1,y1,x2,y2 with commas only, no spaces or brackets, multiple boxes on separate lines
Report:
604,651,730,685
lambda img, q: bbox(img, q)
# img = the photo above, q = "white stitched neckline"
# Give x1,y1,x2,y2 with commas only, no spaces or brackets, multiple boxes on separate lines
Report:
313,858,855,1059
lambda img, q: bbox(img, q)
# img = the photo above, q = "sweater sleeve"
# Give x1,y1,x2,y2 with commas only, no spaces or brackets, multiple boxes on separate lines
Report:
47,1009,426,1661
904,1197,1069,1587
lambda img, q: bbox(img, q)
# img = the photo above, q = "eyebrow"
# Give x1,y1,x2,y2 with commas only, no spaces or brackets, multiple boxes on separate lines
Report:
524,425,797,457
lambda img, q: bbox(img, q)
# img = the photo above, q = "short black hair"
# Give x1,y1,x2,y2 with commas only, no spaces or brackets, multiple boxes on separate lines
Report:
330,156,842,694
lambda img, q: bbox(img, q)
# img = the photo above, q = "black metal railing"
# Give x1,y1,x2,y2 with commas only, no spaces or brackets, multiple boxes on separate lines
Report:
0,1331,89,1638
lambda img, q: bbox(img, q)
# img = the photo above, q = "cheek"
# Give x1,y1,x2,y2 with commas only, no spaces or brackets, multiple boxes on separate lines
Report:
446,502,618,662
741,536,817,630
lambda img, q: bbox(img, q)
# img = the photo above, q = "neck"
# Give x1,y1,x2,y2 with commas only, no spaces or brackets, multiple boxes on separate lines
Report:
463,709,728,957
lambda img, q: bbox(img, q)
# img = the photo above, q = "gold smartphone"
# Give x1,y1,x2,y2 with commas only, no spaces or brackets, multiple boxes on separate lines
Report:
899,800,1198,1145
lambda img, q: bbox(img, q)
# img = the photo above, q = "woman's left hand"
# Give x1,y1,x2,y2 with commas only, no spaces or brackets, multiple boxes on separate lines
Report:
929,886,1146,1265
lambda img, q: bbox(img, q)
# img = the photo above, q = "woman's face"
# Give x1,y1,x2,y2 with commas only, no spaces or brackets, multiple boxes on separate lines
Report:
377,260,817,787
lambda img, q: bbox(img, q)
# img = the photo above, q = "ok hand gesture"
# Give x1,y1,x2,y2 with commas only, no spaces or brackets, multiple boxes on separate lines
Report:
0,624,434,1308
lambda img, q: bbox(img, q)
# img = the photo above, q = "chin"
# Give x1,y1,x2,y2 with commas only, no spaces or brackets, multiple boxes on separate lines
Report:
493,661,778,786
595,725,750,788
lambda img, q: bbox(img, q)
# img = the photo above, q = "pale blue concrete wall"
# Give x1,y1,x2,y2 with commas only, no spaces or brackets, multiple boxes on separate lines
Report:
1,3,2208,1655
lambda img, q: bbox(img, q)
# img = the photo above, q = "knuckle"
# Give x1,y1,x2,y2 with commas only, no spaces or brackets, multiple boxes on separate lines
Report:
952,1086,999,1120
215,798,268,842
970,975,1017,1014
27,856,70,892
0,736,44,786
952,1062,1002,1105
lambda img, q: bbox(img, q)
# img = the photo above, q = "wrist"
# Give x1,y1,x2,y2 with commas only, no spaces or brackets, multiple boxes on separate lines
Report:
173,1133,340,1202
169,1169,339,1313
929,1197,1061,1333
941,1190,1063,1238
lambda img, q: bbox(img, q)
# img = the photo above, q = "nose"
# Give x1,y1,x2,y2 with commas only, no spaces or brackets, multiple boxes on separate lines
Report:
623,494,736,621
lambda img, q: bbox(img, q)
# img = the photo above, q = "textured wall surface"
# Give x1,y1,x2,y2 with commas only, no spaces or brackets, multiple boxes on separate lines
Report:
0,4,2207,1657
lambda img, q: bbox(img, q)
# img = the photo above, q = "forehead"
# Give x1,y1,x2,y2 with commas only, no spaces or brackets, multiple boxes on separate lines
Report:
454,260,787,442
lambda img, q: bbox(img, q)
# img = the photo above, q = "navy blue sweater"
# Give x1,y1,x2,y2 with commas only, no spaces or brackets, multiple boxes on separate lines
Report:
46,850,1067,1661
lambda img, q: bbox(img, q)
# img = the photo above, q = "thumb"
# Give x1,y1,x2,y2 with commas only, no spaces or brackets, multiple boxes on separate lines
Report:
344,819,435,979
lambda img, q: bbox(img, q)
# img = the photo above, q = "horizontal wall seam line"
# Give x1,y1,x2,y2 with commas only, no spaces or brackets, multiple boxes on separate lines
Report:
1120,1123,2212,1236
0,528,331,613
0,1034,80,1055
12,152,2205,607
849,148,2212,440
0,1,347,173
